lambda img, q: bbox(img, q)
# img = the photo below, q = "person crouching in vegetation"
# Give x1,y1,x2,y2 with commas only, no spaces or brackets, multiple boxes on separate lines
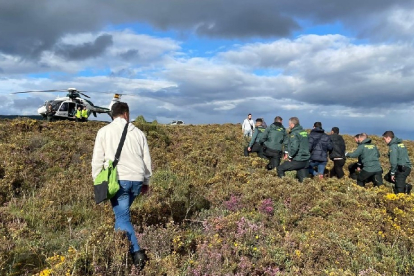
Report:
91,102,152,269
382,131,412,194
244,118,266,158
348,134,363,179
277,117,310,183
260,116,287,170
328,127,346,179
345,133,383,188
308,122,333,179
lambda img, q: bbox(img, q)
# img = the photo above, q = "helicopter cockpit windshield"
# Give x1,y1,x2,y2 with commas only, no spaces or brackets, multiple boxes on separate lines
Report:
47,100,63,111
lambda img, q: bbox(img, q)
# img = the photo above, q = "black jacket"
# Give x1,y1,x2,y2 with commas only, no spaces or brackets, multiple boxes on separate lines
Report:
309,127,333,162
329,133,346,160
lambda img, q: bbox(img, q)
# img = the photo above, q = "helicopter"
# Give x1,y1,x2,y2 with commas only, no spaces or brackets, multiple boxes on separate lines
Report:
12,88,123,121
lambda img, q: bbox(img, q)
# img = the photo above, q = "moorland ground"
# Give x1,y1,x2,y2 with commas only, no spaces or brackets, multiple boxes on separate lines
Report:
1,118,414,276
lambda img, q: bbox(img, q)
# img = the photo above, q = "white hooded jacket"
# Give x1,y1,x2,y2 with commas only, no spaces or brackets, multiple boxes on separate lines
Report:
91,117,152,184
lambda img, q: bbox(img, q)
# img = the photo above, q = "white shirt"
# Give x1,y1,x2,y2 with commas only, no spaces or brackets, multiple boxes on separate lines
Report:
91,117,152,184
242,118,254,131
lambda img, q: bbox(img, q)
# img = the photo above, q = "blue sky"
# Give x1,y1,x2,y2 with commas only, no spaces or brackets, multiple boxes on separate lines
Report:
1,0,414,138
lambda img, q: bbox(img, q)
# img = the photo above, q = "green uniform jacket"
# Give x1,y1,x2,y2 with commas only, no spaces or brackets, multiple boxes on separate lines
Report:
76,110,82,119
286,125,310,162
82,109,88,118
387,137,412,174
259,122,287,151
248,126,266,147
346,138,382,172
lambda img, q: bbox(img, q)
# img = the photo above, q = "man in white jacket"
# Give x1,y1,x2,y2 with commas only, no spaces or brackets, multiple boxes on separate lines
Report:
242,113,255,137
91,102,152,269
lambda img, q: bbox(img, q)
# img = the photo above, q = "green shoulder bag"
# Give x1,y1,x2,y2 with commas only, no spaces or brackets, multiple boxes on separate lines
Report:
94,123,128,204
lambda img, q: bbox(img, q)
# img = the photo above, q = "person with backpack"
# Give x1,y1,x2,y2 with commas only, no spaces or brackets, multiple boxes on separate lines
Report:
244,118,266,158
345,133,383,188
277,117,310,182
260,116,287,170
329,127,346,179
382,131,412,194
308,122,333,179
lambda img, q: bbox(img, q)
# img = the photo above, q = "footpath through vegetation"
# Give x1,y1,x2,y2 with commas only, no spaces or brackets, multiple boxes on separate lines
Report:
0,118,414,275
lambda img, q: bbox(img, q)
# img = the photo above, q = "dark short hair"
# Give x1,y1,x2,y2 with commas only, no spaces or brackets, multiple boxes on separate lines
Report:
111,102,129,118
331,127,339,134
382,131,394,139
256,118,263,123
314,122,322,128
248,113,252,116
274,116,283,123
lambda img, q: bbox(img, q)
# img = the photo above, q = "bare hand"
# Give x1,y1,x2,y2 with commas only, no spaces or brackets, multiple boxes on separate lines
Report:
391,175,395,182
248,147,251,152
357,167,361,171
283,154,288,160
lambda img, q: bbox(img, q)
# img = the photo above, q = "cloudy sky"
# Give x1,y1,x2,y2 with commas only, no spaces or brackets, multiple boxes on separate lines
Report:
1,0,414,138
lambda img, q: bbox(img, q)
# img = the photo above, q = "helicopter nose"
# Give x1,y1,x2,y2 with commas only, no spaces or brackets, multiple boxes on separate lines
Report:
38,106,46,114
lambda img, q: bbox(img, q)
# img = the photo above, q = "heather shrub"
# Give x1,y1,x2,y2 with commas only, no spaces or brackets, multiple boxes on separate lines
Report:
1,119,414,275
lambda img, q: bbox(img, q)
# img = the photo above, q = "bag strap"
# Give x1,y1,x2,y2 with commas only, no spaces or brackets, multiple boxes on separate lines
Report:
113,123,129,168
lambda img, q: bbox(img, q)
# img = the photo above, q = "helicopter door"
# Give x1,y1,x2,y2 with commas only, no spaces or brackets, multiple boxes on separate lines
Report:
68,103,76,118
55,102,69,117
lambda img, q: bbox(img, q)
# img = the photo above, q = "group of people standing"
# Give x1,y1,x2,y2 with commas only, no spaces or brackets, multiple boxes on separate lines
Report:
75,105,89,122
242,114,412,194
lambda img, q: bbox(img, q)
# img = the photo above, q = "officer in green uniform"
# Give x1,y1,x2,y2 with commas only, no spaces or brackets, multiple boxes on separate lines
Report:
244,118,266,158
382,131,412,194
260,116,287,170
277,117,310,182
345,133,383,187
46,104,55,122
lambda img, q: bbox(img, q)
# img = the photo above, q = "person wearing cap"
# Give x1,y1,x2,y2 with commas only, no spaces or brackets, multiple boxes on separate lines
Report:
382,131,412,194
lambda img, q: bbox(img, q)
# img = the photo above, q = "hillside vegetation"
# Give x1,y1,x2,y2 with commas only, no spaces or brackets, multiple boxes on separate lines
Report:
1,118,414,276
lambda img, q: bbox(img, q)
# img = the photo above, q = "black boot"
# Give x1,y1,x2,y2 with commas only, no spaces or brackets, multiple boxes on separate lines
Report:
132,249,148,270
266,163,273,170
405,184,412,195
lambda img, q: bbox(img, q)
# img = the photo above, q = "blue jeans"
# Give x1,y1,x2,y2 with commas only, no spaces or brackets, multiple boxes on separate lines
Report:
110,180,143,253
309,161,327,176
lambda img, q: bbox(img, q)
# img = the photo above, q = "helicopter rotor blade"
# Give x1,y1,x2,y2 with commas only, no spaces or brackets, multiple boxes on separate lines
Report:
11,89,66,94
78,92,90,98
